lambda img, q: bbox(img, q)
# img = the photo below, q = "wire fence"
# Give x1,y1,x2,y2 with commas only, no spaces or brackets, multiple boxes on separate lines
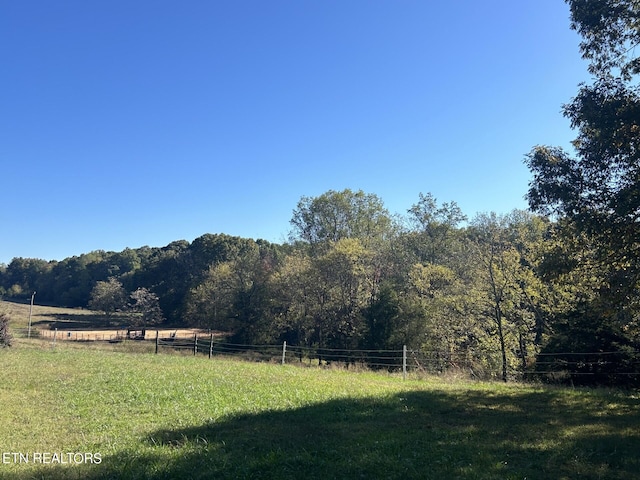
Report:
12,327,640,384
157,333,410,376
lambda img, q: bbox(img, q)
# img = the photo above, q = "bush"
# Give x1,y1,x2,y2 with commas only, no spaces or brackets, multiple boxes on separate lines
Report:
535,306,640,387
0,313,13,347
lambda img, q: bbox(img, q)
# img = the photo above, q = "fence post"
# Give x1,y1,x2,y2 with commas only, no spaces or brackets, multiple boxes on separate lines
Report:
403,345,407,380
155,330,159,354
282,341,287,365
194,334,198,355
53,328,58,348
209,333,214,359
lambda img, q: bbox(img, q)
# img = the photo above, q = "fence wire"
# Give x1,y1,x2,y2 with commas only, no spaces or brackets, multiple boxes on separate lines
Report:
13,327,640,383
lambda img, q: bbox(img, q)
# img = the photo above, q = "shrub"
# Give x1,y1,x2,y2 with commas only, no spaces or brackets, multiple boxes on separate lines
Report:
0,313,13,347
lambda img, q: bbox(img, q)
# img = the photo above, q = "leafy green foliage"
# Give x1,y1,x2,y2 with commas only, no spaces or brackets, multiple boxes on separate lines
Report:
406,192,467,265
0,312,12,347
129,287,164,327
537,303,640,387
523,1,640,386
567,0,640,78
88,277,127,316
0,182,635,384
290,188,393,247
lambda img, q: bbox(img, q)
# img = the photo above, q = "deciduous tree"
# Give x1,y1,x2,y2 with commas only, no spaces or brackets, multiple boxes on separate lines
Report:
469,212,543,381
88,277,127,316
129,287,164,328
290,189,392,248
524,0,640,384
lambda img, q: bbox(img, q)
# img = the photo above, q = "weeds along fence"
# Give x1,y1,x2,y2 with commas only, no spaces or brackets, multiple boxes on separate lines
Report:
15,328,640,384
28,328,412,375
157,333,411,375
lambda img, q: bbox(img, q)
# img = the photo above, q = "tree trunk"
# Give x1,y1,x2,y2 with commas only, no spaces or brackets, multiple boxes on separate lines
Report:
496,304,507,382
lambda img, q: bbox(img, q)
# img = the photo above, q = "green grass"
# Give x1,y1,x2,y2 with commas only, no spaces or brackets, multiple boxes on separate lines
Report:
1,339,639,480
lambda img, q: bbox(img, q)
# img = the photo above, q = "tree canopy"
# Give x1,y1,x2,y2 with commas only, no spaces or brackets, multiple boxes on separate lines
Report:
290,189,393,247
523,0,640,385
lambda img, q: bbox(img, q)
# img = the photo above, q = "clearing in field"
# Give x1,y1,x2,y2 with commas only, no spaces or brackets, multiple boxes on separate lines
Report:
1,299,208,344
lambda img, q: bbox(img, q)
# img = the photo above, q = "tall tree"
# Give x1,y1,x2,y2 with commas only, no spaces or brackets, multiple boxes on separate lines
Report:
88,277,127,316
184,262,237,330
526,1,640,300
469,212,543,381
525,0,640,384
312,238,373,349
406,192,467,266
268,239,378,353
129,287,164,328
566,0,640,79
269,251,317,346
290,189,392,248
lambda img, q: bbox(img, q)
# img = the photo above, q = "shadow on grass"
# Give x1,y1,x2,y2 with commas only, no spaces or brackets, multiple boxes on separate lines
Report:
8,389,640,480
33,312,122,330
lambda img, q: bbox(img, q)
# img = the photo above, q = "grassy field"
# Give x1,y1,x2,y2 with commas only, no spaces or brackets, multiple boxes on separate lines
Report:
1,300,202,344
1,299,103,330
0,335,639,480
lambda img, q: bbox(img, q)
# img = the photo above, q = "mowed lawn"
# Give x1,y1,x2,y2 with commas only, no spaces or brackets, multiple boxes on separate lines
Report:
1,341,639,480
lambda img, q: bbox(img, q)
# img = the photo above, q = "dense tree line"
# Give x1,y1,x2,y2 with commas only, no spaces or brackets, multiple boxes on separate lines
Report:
0,234,278,324
3,1,640,385
4,187,633,384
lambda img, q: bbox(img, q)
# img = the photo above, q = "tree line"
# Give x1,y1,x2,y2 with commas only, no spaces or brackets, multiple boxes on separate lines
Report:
2,1,640,385
1,187,637,385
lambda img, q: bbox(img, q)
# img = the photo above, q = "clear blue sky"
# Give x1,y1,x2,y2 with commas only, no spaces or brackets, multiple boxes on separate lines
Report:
1,1,589,265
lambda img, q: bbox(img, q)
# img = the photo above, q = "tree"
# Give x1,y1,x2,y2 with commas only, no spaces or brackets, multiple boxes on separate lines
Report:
312,238,374,349
2,258,52,300
185,240,280,344
188,234,250,279
290,189,393,248
406,262,475,361
525,0,640,384
526,1,640,299
536,301,640,387
469,212,544,381
184,262,237,330
129,287,164,328
267,239,379,355
88,278,127,316
566,0,640,79
525,79,640,283
407,193,467,264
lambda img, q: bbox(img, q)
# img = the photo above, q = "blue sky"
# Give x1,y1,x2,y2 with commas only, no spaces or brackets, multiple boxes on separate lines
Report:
1,1,589,265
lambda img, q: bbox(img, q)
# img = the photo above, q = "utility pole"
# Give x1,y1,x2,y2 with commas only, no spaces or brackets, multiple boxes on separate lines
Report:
27,291,36,339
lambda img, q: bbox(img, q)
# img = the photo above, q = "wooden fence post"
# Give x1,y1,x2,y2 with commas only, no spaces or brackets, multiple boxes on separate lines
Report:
282,341,287,365
53,328,58,347
209,333,214,359
194,333,198,356
155,330,159,354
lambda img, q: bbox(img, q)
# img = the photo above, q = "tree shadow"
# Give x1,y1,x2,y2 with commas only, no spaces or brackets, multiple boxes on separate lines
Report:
8,389,640,480
32,312,122,330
